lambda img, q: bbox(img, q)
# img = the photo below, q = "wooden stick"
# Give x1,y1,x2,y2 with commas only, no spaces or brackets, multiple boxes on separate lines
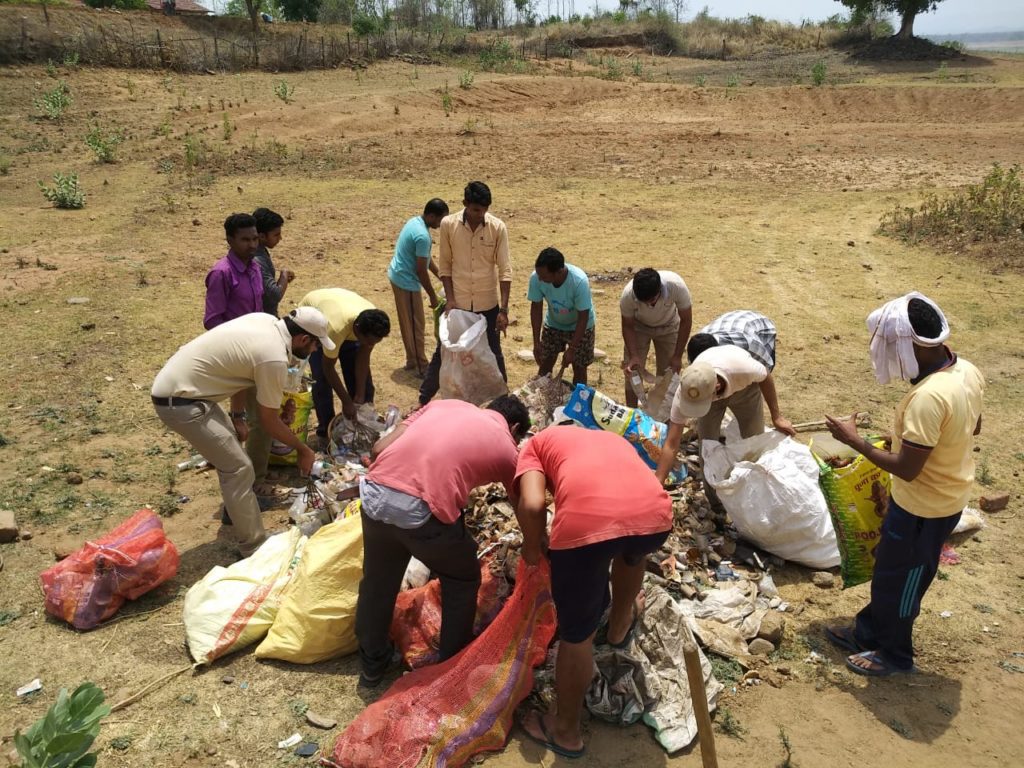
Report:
792,411,871,433
109,664,192,713
682,633,719,768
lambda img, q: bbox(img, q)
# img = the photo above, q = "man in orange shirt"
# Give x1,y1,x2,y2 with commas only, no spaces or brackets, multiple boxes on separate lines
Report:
514,426,673,758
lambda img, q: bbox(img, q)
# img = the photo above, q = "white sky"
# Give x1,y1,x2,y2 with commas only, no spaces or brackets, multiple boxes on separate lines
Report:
662,1,1022,35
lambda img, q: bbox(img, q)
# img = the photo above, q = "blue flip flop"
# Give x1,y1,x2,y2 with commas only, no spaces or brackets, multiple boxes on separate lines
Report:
845,650,916,677
521,711,585,760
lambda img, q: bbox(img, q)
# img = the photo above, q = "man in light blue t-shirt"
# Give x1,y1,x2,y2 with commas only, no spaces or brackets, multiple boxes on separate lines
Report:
387,199,449,375
528,247,597,386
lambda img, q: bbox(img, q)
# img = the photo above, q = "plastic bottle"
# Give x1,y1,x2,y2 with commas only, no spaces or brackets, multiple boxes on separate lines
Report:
177,454,209,472
629,372,648,408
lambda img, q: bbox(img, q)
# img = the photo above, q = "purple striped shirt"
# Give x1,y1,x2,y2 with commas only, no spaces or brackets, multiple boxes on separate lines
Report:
203,251,264,330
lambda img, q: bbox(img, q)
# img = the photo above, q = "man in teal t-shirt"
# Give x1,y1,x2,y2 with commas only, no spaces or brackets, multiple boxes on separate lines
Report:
387,198,449,375
528,247,597,386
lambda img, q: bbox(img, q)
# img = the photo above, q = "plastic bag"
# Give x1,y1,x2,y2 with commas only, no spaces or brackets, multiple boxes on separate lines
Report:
255,515,363,664
40,509,179,630
438,309,507,405
703,431,840,569
269,388,313,466
644,371,680,423
564,384,685,481
324,560,556,768
183,528,306,665
811,438,891,588
390,559,510,669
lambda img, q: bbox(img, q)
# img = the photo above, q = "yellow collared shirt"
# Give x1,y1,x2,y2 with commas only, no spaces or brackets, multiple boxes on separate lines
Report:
438,209,512,311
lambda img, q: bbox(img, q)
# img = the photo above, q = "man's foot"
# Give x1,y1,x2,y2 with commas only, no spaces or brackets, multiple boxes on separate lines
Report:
253,483,289,499
825,626,868,654
219,505,232,526
519,709,585,759
358,645,400,688
606,593,645,648
845,650,916,677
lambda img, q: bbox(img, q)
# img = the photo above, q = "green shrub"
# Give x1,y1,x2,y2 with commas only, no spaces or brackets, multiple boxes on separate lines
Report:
34,80,72,120
458,69,474,89
84,125,123,163
14,682,110,768
811,61,827,86
274,80,294,104
478,39,515,71
39,172,85,209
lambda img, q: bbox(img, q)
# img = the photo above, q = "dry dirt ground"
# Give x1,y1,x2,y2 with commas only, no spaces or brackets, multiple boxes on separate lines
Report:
1,47,1023,768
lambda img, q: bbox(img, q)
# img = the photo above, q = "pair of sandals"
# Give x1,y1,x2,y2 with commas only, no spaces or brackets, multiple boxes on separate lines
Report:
825,626,917,677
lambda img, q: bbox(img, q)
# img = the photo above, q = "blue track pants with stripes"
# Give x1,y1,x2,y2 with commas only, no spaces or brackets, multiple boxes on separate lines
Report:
853,498,961,670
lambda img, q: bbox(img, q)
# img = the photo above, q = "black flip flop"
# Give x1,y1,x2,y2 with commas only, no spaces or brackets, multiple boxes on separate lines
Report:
845,650,917,677
825,626,865,654
520,711,585,760
608,605,642,650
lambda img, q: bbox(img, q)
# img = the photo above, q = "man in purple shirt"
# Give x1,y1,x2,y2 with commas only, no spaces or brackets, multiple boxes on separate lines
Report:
204,213,264,330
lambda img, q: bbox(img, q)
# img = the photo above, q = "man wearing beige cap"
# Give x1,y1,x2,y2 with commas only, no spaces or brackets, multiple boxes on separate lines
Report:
151,308,331,555
654,312,795,483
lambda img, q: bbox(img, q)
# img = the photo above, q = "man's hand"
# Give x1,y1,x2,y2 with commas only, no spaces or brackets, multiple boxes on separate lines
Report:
496,311,509,334
624,355,641,373
772,415,797,437
232,416,249,443
825,414,861,448
282,269,295,283
296,444,315,477
342,400,357,420
521,532,548,567
668,354,684,374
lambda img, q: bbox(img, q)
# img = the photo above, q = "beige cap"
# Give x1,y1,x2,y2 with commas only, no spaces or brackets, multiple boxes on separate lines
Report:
675,362,717,418
289,307,336,352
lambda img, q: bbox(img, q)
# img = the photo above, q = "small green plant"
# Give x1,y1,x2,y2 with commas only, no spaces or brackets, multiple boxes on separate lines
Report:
183,133,207,169
695,73,707,87
161,192,177,212
811,61,827,86
109,734,134,751
274,80,294,104
631,58,643,77
39,172,85,209
458,70,474,89
441,84,453,116
709,655,743,683
46,59,58,78
977,459,993,486
725,73,740,88
84,125,123,163
941,39,965,53
0,155,10,176
604,57,623,80
63,51,80,69
34,81,72,120
717,707,746,739
154,495,178,517
124,78,136,99
778,726,796,767
288,699,309,718
155,120,172,138
14,682,110,768
222,112,233,141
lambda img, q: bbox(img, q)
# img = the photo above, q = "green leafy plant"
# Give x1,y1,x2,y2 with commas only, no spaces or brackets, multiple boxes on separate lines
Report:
84,125,123,163
604,57,623,80
63,51,80,69
631,58,643,77
34,81,72,120
725,73,740,88
46,59,58,78
39,172,85,209
811,61,827,86
441,84,453,116
717,706,746,739
778,726,796,767
0,154,10,176
694,74,707,88
14,682,110,768
937,61,949,80
458,70,474,89
182,133,207,169
222,112,233,141
274,80,295,104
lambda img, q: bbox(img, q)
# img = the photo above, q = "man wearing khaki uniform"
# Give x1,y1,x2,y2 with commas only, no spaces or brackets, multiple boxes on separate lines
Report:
151,309,330,555
620,268,693,407
419,181,512,405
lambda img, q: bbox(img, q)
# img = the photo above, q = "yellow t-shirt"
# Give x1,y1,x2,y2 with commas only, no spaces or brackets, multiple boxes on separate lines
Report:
297,288,375,360
891,357,984,518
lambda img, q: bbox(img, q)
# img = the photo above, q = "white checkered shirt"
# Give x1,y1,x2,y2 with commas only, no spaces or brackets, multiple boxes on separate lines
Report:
700,311,776,371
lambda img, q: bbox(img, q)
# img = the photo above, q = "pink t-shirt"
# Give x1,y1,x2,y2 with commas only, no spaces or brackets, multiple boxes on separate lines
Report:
368,400,519,524
514,426,673,550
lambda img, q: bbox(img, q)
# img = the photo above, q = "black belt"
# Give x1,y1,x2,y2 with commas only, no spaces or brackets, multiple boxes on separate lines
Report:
151,395,206,407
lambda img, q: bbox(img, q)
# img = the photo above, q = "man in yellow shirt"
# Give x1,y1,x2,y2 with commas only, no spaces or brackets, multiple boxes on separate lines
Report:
824,295,983,676
419,181,512,406
298,288,391,444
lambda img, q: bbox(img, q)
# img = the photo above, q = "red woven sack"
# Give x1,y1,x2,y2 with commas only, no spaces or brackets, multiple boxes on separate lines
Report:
40,509,180,630
325,560,556,768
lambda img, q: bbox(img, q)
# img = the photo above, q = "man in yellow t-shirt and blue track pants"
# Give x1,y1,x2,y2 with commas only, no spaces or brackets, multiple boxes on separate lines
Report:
823,293,984,676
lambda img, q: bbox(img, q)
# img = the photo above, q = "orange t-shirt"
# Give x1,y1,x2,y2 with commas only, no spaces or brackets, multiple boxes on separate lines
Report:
514,426,673,550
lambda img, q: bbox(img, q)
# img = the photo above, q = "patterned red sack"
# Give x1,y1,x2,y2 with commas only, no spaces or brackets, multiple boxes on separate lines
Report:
325,560,556,768
40,509,179,630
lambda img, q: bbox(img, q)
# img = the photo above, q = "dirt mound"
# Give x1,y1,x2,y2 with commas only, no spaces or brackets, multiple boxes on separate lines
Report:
848,35,970,61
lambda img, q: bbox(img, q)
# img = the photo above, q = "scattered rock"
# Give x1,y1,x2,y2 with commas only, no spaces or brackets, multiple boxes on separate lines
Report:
811,571,835,588
192,218,201,226
979,493,1009,513
294,742,318,758
593,348,608,360
221,675,235,684
19,530,33,541
757,612,786,646
205,746,217,756
66,297,90,305
305,711,337,730
748,638,775,656
80,322,96,331
0,510,18,544
846,240,855,247
225,761,240,768
66,472,83,485
775,665,792,677
516,349,535,362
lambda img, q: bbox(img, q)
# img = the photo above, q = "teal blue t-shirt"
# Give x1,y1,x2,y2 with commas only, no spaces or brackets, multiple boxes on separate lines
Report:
527,263,595,332
387,216,433,292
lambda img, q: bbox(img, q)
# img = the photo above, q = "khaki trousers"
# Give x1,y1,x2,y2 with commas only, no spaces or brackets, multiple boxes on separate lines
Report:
244,387,272,486
154,400,266,557
391,282,428,371
697,383,765,441
626,322,679,376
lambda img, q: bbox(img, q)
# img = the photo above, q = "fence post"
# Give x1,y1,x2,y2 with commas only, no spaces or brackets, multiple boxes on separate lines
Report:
214,36,219,68
20,16,27,57
347,32,351,58
320,35,325,67
201,38,207,70
721,37,726,59
157,29,165,67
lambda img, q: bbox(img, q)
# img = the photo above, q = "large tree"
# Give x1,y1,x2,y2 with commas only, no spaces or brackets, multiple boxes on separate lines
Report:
839,0,946,40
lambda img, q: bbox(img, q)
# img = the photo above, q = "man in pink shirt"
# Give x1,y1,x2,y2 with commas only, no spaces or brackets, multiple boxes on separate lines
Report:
354,395,531,687
514,426,673,759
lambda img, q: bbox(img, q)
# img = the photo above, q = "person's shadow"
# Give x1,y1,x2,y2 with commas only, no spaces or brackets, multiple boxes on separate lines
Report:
807,616,961,744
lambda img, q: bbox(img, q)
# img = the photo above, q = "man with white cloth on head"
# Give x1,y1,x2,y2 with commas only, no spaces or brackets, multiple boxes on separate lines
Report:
823,292,984,677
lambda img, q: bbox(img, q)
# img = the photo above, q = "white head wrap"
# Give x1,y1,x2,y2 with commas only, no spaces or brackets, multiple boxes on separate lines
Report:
866,292,950,385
